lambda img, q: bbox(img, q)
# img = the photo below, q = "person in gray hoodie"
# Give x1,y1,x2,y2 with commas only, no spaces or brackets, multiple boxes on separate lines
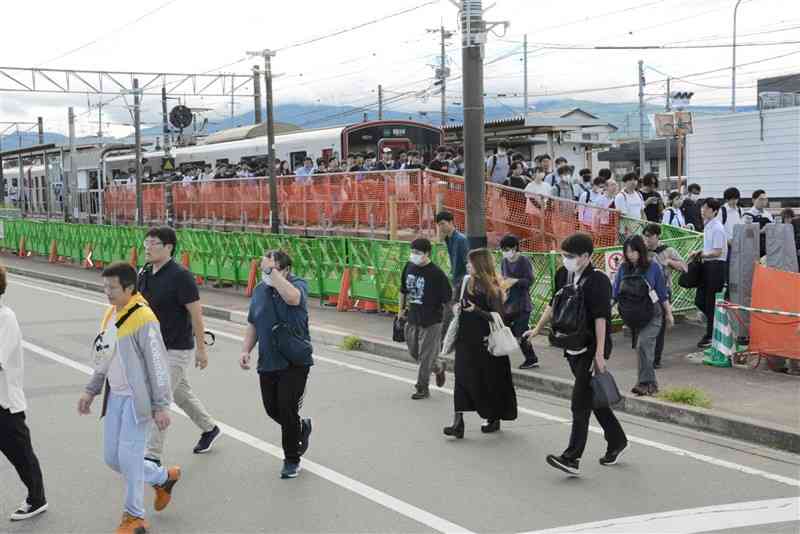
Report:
78,262,180,534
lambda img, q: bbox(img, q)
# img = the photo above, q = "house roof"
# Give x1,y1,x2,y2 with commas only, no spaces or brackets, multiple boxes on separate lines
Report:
525,108,600,120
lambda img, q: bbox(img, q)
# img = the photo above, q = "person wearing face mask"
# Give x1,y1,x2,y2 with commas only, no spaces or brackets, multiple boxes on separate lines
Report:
525,233,627,477
398,239,452,399
486,142,511,185
499,235,539,369
681,183,704,232
239,250,313,480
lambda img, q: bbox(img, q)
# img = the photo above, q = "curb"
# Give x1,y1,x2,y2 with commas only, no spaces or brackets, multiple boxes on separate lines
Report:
8,264,800,454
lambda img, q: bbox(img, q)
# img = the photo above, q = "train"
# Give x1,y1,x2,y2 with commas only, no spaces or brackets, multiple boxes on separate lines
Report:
103,119,443,181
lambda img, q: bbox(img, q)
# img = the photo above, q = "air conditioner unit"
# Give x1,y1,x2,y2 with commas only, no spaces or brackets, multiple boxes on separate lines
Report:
759,91,782,109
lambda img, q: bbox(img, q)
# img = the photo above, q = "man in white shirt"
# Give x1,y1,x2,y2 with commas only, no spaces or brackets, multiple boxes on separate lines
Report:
718,187,743,242
689,198,728,348
0,264,48,521
743,189,774,257
294,157,315,185
614,172,644,220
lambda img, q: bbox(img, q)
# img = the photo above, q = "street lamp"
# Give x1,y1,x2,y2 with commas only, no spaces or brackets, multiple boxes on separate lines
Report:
731,0,743,113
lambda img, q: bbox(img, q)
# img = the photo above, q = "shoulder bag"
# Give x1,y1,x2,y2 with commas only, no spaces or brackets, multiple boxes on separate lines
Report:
487,312,522,358
266,288,313,366
440,275,470,356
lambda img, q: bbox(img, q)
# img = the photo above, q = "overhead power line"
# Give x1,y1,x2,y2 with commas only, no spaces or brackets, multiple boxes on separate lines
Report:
523,40,800,51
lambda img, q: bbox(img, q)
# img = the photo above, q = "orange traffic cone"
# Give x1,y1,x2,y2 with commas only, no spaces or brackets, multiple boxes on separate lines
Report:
128,246,138,269
181,251,190,269
82,245,93,269
245,259,259,297
48,239,58,263
336,268,353,312
357,299,379,313
17,236,26,258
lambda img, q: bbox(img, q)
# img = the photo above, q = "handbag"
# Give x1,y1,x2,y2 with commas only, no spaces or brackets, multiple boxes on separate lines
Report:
266,288,313,366
678,258,703,289
392,316,406,343
440,275,470,356
487,312,522,358
591,369,623,409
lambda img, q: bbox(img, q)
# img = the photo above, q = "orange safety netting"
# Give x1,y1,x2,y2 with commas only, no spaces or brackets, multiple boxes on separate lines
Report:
749,264,800,359
103,171,621,250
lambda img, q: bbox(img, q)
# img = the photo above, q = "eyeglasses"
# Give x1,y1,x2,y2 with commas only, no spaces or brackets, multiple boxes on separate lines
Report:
143,240,164,249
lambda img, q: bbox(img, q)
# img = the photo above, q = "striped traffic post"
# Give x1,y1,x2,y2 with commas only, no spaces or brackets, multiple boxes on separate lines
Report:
703,291,733,368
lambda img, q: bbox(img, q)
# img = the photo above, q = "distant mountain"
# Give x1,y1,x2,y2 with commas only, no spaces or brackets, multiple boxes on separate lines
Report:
3,98,759,150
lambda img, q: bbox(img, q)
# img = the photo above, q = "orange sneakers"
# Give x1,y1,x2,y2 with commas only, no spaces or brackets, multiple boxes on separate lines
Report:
153,466,181,512
115,512,149,533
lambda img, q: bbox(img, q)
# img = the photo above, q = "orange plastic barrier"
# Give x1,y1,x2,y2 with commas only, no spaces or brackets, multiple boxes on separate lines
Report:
749,264,800,359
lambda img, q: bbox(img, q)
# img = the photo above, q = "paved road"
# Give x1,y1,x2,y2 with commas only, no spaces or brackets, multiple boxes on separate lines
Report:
1,274,799,534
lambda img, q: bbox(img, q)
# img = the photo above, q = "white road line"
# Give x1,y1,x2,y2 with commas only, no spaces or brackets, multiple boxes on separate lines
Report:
13,276,800,491
21,340,474,534
520,497,800,534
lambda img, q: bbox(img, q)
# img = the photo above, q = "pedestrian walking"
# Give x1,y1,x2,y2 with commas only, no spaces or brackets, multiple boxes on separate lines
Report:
643,224,687,368
399,238,452,399
443,249,518,439
239,250,313,479
499,235,539,369
436,211,469,341
138,227,220,464
689,198,728,349
613,235,673,396
526,233,627,477
79,262,180,534
0,264,48,522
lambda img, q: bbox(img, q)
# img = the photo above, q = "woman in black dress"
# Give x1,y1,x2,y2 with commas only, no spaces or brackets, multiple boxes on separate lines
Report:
443,248,518,439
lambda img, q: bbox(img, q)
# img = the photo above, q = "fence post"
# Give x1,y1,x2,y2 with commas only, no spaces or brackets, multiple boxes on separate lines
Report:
388,195,398,241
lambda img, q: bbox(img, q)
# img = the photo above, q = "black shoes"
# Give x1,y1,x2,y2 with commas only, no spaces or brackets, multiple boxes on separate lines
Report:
9,501,48,521
600,442,628,466
697,337,712,349
443,414,465,439
411,388,430,400
519,360,540,370
546,454,580,476
299,418,312,456
193,425,221,454
481,419,501,433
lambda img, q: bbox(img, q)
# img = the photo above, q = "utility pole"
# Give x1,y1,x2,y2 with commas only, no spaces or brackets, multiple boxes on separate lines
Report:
665,77,672,183
461,0,487,249
230,74,236,122
67,107,76,222
731,0,743,112
523,33,528,117
133,78,143,226
37,117,44,145
638,60,646,176
247,49,280,233
162,83,175,227
253,65,263,124
378,84,383,120
428,26,453,128
97,100,104,145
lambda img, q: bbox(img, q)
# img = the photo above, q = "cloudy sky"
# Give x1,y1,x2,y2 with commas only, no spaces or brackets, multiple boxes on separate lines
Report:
2,0,798,138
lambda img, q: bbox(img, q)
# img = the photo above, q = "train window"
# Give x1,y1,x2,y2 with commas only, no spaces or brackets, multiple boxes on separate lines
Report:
215,159,229,166
289,151,307,171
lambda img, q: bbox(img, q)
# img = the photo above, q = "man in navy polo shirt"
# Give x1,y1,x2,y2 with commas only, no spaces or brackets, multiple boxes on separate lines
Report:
240,250,313,480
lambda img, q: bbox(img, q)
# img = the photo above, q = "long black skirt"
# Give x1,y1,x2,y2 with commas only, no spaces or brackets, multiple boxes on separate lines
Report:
453,340,518,421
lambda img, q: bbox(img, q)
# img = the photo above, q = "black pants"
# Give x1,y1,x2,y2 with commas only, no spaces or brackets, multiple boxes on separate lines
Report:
563,355,627,461
0,408,46,506
508,312,537,363
259,366,310,464
695,261,726,340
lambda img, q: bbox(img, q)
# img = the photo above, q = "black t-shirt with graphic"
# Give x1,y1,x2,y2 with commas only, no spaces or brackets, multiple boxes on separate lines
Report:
400,262,453,327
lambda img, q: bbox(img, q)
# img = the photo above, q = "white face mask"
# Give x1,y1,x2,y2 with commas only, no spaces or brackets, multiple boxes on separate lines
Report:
562,256,580,273
409,253,424,266
502,250,515,260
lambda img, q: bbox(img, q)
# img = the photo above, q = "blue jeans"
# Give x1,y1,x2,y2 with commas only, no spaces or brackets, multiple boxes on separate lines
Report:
104,393,167,518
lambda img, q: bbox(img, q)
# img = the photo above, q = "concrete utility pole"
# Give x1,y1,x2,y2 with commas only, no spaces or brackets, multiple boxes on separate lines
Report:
665,77,672,182
67,106,76,222
133,78,143,225
731,0,743,112
247,49,280,233
523,33,528,117
162,84,175,227
427,26,453,128
37,117,44,145
253,65,263,124
461,0,487,249
378,84,383,120
97,100,103,145
638,60,646,176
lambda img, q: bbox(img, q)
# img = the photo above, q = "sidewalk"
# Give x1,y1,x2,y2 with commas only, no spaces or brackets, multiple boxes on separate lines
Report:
2,250,799,453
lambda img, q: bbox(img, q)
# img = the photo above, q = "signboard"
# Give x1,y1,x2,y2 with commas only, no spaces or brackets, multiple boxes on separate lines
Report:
604,251,624,280
675,111,693,134
162,158,176,172
654,113,675,137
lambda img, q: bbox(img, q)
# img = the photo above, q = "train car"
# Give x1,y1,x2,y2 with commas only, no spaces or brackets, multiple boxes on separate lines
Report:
104,119,443,180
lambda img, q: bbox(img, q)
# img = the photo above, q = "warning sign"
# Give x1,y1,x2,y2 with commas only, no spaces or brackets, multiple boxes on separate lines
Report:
604,251,624,280
162,158,176,172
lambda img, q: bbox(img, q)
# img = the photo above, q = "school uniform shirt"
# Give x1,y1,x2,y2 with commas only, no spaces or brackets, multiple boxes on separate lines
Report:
0,303,26,413
614,190,645,219
662,207,686,228
503,175,529,190
578,190,604,224
744,207,774,228
702,217,728,262
400,262,452,327
524,181,553,198
717,205,744,241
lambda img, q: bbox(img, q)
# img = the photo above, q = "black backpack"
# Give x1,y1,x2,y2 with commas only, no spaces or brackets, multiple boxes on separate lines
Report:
617,268,655,330
549,274,590,351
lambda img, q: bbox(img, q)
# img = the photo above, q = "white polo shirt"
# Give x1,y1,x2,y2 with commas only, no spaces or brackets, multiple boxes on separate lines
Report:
0,303,26,413
703,217,728,262
615,190,645,219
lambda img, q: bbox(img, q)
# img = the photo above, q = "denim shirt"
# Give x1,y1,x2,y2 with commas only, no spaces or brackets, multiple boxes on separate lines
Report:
445,230,469,286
